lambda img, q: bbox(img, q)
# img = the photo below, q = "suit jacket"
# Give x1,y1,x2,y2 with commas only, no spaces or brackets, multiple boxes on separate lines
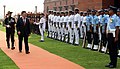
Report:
16,17,31,36
4,17,16,33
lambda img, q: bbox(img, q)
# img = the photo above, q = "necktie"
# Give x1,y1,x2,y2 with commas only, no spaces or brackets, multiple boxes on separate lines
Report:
24,18,26,26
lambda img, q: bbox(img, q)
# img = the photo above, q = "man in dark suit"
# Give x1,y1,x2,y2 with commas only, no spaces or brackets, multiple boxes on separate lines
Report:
4,11,16,50
16,11,31,54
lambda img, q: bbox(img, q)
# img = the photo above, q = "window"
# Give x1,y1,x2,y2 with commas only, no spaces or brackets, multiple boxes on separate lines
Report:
59,7,62,11
53,7,57,11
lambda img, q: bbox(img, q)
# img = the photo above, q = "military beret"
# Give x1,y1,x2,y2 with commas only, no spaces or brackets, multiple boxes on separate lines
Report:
104,9,108,12
75,8,79,11
87,9,91,12
98,10,101,12
108,6,117,12
83,11,87,14
60,11,64,14
91,9,97,12
7,11,13,14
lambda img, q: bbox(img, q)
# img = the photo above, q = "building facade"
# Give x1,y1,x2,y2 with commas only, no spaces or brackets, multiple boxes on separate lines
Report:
44,0,120,14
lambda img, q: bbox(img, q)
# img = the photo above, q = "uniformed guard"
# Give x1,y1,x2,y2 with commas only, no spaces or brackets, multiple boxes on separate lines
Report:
50,10,54,38
80,11,84,38
5,11,16,50
48,10,52,38
91,9,99,50
117,8,120,57
53,11,57,39
68,10,74,44
86,9,93,49
60,11,65,41
105,6,119,68
56,11,61,40
81,11,87,48
64,11,69,42
74,8,81,45
39,13,46,42
99,9,108,52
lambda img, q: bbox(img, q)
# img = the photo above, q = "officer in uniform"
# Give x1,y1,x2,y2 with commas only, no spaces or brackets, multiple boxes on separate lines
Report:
105,6,120,68
5,11,16,50
35,13,46,42
86,9,93,49
91,9,99,50
74,8,81,45
50,10,54,38
117,8,120,57
82,11,87,38
64,11,69,42
56,11,61,40
60,11,65,41
48,10,52,38
80,11,84,38
53,11,57,39
81,11,87,47
68,10,74,44
99,9,108,52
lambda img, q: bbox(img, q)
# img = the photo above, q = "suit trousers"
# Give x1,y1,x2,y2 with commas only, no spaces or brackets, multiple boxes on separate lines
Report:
6,29,15,47
108,33,118,66
18,34,29,52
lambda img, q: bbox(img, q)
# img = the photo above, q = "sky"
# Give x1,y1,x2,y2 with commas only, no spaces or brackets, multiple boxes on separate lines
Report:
0,0,44,19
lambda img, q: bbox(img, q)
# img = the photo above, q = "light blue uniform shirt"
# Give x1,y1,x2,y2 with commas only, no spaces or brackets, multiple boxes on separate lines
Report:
99,14,108,33
92,15,99,33
108,14,120,30
118,16,120,28
86,15,92,31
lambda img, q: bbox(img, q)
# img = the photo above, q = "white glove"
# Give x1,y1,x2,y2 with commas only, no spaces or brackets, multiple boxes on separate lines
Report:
6,25,11,28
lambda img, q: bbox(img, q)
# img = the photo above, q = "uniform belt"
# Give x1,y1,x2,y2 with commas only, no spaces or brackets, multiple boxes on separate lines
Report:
92,24,96,27
108,29,116,37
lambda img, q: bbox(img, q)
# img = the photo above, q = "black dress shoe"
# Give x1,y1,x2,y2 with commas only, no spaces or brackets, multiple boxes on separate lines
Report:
26,52,30,54
109,65,116,68
74,44,79,46
11,47,15,50
39,40,44,42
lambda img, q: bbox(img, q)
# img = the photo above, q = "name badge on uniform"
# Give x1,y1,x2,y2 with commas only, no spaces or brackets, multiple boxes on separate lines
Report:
11,19,14,22
100,24,103,27
102,18,104,22
110,18,113,23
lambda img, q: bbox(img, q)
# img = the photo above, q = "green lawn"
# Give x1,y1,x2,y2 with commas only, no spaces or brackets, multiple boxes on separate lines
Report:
0,25,120,69
0,49,19,69
29,33,120,69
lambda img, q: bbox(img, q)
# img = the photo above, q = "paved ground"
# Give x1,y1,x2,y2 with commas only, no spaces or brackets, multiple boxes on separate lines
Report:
0,31,84,69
